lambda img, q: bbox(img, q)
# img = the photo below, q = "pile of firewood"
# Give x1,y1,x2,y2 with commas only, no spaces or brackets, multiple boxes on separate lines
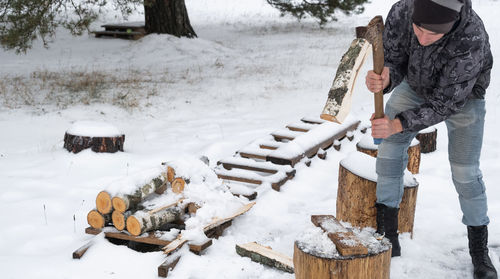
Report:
87,165,192,236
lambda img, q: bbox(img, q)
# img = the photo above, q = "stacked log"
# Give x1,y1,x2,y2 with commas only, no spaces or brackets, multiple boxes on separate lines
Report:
337,151,419,237
87,166,183,232
356,133,421,174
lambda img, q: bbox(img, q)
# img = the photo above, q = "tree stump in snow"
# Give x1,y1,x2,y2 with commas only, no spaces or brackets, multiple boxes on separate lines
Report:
356,134,421,174
337,152,419,237
416,126,437,153
293,215,391,279
63,121,125,153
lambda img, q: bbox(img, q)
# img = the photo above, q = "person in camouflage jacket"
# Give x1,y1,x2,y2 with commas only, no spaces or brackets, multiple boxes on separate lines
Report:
365,0,496,278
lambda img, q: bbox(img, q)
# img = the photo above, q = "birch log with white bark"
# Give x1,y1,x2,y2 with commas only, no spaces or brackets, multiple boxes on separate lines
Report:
111,174,168,213
126,207,182,236
321,38,371,123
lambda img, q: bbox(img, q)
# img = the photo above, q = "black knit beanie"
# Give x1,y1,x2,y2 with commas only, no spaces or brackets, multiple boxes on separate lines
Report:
412,0,464,34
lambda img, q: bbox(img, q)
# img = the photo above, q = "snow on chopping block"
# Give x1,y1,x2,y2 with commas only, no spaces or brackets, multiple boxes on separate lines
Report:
64,120,125,153
294,215,391,279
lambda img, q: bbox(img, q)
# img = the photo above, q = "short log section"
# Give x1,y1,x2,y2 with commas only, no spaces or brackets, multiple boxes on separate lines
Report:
356,133,421,174
64,121,124,153
416,126,437,153
337,151,419,237
294,215,391,279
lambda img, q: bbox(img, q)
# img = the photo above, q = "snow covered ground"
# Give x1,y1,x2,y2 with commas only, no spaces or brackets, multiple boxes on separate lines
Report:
1,0,500,278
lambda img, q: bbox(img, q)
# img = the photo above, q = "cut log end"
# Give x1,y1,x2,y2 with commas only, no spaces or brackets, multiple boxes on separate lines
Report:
96,191,112,214
112,210,126,231
126,216,142,236
87,210,106,229
172,178,186,194
111,197,128,213
167,167,175,183
320,114,340,123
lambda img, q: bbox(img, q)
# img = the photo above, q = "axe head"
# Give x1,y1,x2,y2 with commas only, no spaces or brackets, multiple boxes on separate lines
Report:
356,16,384,45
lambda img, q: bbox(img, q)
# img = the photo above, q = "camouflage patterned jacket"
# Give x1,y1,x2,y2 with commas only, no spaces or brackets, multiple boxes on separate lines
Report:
383,0,493,132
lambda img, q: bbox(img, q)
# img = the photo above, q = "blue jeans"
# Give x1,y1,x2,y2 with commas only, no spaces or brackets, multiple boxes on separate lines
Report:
376,81,489,226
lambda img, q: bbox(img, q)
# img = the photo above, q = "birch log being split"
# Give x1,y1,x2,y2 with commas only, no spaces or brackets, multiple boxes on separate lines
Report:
112,174,168,213
126,207,182,236
321,38,371,123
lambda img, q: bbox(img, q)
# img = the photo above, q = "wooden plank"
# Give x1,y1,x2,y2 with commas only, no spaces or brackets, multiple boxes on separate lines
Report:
163,202,256,255
239,151,267,160
215,168,293,192
72,240,93,259
188,239,213,255
218,158,295,176
310,215,368,256
236,242,294,273
158,253,181,278
271,129,302,141
85,227,174,246
301,117,326,124
286,122,315,132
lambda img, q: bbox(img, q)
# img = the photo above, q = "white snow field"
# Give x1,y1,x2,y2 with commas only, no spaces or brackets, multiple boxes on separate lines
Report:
1,0,500,278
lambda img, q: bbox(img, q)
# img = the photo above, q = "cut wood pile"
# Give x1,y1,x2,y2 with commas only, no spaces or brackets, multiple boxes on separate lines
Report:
76,157,256,277
215,115,365,199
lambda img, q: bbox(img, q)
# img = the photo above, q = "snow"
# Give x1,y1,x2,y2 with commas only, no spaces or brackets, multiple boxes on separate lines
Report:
1,0,500,278
269,117,359,159
341,151,418,187
66,120,123,137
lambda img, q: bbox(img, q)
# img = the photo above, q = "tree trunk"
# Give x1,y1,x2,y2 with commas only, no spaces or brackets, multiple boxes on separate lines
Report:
144,0,197,38
87,209,112,229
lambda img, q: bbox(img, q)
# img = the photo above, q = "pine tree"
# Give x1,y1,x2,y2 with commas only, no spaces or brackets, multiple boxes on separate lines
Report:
267,0,369,25
0,0,196,53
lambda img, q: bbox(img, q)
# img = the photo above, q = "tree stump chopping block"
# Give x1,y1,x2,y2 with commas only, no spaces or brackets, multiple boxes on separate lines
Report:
356,134,421,174
293,215,391,279
416,126,437,153
64,121,125,153
337,152,419,237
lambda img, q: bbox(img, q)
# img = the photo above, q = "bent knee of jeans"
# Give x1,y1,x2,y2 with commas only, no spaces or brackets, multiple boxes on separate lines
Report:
451,164,485,199
376,157,406,177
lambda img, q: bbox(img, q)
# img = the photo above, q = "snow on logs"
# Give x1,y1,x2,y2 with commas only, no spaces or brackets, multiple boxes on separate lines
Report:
64,121,125,153
293,215,391,279
416,126,437,153
267,117,361,166
356,133,421,174
337,152,419,237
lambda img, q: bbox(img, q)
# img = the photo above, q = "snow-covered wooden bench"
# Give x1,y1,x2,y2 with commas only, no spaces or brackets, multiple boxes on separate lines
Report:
217,116,362,195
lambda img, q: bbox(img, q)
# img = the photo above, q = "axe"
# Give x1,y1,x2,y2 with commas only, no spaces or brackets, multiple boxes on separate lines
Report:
320,16,385,145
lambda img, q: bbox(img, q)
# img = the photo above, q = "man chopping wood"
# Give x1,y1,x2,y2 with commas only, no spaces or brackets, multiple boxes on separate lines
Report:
365,0,495,278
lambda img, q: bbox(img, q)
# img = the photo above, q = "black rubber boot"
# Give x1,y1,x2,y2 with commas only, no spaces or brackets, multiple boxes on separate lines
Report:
376,203,401,257
468,225,497,279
